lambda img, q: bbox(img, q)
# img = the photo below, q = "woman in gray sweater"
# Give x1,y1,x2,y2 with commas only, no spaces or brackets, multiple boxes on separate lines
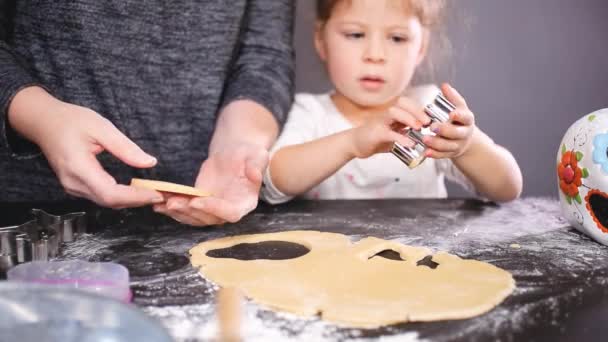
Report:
0,1,295,226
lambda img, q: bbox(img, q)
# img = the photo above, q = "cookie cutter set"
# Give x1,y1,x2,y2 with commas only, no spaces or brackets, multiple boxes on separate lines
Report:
0,209,86,272
391,85,457,168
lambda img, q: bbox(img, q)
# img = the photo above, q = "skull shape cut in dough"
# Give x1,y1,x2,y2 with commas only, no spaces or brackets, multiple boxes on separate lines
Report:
557,109,608,246
190,231,515,328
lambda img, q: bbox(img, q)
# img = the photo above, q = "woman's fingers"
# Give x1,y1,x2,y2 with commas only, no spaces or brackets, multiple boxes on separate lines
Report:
157,196,226,226
38,103,162,209
155,205,209,226
190,197,248,224
93,118,158,168
58,150,163,208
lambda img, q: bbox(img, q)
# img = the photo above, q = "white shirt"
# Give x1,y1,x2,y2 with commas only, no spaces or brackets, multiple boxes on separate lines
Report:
261,92,476,204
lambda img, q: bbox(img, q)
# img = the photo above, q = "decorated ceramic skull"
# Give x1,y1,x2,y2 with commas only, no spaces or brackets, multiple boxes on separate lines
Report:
557,109,608,245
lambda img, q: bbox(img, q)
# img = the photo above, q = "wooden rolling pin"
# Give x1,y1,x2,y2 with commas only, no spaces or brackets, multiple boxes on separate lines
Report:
216,287,243,342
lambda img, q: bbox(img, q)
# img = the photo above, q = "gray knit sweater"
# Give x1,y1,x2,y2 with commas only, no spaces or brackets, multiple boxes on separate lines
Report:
0,0,294,202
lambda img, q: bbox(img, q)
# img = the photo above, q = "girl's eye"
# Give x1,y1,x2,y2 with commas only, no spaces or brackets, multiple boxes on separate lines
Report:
390,35,409,43
344,32,365,39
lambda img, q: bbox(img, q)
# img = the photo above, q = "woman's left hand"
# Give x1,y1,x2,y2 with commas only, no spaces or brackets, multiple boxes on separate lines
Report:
153,143,268,226
423,83,476,159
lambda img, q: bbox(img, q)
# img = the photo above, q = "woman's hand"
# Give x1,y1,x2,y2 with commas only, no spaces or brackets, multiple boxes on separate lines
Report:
153,143,268,226
8,86,164,208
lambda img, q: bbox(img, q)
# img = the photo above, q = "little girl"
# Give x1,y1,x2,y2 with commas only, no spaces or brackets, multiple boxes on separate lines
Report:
261,0,522,204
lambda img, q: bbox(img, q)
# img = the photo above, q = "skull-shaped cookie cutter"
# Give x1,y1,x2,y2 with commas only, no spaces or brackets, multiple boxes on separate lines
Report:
0,209,86,272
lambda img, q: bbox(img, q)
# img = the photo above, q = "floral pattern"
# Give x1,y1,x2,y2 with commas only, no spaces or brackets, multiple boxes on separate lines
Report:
592,133,608,174
557,148,588,204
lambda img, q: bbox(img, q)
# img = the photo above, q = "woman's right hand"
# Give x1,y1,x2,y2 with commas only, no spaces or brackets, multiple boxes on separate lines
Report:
8,86,164,208
350,96,430,159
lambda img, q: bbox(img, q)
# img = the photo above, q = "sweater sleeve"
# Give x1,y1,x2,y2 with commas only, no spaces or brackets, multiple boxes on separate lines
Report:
220,0,295,127
0,0,44,159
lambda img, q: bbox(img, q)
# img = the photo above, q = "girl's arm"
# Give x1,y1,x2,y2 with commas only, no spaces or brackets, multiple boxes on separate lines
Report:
269,107,421,197
451,128,523,202
269,130,356,196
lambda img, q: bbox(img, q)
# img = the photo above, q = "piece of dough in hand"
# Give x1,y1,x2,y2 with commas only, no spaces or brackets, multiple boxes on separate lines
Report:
130,178,211,197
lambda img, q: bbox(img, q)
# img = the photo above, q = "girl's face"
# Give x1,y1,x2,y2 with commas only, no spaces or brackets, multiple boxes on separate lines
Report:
315,0,429,108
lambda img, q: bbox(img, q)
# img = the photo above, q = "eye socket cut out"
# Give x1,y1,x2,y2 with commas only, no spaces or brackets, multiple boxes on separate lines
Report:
369,249,405,261
417,255,439,269
206,241,310,261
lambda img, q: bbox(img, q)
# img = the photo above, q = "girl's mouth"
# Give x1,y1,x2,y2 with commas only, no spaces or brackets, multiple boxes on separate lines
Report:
359,76,386,91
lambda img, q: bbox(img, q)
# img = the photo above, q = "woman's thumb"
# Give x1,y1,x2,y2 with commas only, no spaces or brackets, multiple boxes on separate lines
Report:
245,148,269,184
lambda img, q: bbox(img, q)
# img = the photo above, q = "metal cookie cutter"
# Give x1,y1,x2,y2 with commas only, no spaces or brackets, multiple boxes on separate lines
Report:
0,209,86,272
391,84,456,168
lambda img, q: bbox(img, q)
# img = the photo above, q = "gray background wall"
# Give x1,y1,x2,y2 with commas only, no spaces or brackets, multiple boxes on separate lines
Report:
293,0,608,198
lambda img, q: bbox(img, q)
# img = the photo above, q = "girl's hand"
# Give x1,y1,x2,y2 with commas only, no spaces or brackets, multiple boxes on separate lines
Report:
350,96,430,159
8,87,164,208
423,84,476,159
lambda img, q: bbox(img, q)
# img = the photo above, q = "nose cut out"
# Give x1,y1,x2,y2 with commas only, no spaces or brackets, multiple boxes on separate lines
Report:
369,249,405,261
206,241,310,261
417,255,439,269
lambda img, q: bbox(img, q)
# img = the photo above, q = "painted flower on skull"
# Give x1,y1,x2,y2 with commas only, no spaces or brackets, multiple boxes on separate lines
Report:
592,133,608,174
557,148,589,204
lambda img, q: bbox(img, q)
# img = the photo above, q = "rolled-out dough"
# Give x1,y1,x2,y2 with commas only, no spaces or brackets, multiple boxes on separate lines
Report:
130,178,211,197
190,231,515,328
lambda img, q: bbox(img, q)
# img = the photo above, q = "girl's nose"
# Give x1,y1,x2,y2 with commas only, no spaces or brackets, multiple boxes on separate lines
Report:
363,36,386,64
